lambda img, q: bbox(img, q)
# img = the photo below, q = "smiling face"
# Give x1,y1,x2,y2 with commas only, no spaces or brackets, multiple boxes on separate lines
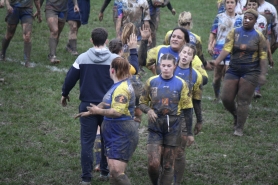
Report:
170,29,186,52
243,12,257,30
179,46,194,68
246,0,259,10
225,0,236,14
159,59,176,79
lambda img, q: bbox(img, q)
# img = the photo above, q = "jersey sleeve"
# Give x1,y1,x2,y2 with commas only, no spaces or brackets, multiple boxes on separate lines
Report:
258,31,268,60
192,70,203,100
146,46,159,67
179,80,193,110
223,28,235,53
139,78,151,106
192,55,208,78
211,15,219,34
116,0,123,18
111,83,131,115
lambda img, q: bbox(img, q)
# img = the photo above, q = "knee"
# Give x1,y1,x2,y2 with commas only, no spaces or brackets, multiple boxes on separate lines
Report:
176,148,185,160
148,160,160,172
109,168,121,178
70,24,78,33
162,162,174,174
23,34,31,43
237,99,250,107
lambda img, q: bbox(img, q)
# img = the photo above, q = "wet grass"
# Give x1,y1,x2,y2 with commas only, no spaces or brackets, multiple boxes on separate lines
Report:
1,0,278,184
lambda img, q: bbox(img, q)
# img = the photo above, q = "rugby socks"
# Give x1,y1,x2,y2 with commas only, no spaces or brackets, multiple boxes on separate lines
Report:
174,136,187,185
212,81,221,100
69,39,77,52
24,42,31,67
1,38,11,59
49,38,57,57
114,173,131,185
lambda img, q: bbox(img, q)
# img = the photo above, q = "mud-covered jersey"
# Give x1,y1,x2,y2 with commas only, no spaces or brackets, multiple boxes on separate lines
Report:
211,12,242,59
174,66,202,100
45,0,68,12
10,0,33,8
223,27,267,65
140,75,192,116
102,79,135,121
115,0,150,40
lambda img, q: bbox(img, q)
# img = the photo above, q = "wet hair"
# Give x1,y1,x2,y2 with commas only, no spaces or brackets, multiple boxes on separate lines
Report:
111,57,130,79
171,27,190,43
160,53,177,65
224,0,238,5
245,0,260,8
109,39,123,54
180,43,197,58
91,27,108,47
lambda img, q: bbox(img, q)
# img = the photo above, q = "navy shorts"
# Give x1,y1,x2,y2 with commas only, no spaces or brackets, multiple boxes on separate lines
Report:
102,119,139,162
45,9,67,22
148,115,181,146
67,0,90,24
225,62,260,86
5,7,33,24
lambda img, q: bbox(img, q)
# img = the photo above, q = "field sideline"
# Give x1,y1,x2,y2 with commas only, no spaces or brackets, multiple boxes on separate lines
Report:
0,0,278,184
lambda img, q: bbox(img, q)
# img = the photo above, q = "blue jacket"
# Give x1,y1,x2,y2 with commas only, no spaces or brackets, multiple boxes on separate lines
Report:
62,47,119,103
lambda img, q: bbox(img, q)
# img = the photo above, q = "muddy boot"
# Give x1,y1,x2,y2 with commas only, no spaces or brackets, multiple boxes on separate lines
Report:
24,42,31,67
1,38,11,61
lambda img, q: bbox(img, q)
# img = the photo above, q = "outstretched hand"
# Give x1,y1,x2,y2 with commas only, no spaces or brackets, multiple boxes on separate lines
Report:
140,24,151,41
87,103,100,115
127,33,137,49
74,111,91,119
147,109,158,123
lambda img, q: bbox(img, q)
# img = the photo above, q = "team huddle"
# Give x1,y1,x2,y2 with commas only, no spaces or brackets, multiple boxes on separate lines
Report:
1,0,277,185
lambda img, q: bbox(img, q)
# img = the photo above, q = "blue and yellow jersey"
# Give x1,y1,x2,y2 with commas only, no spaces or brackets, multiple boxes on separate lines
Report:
139,75,192,116
223,27,267,65
146,45,208,79
174,66,203,100
102,79,135,121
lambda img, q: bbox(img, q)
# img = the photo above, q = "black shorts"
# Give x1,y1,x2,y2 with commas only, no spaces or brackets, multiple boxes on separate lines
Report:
148,115,181,146
5,7,33,25
225,62,260,86
45,9,67,22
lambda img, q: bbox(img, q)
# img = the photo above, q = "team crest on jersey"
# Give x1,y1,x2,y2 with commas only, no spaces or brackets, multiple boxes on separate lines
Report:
115,95,128,104
162,98,169,106
259,22,265,28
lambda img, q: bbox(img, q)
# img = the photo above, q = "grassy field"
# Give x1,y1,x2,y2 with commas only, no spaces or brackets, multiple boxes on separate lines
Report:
0,0,278,184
